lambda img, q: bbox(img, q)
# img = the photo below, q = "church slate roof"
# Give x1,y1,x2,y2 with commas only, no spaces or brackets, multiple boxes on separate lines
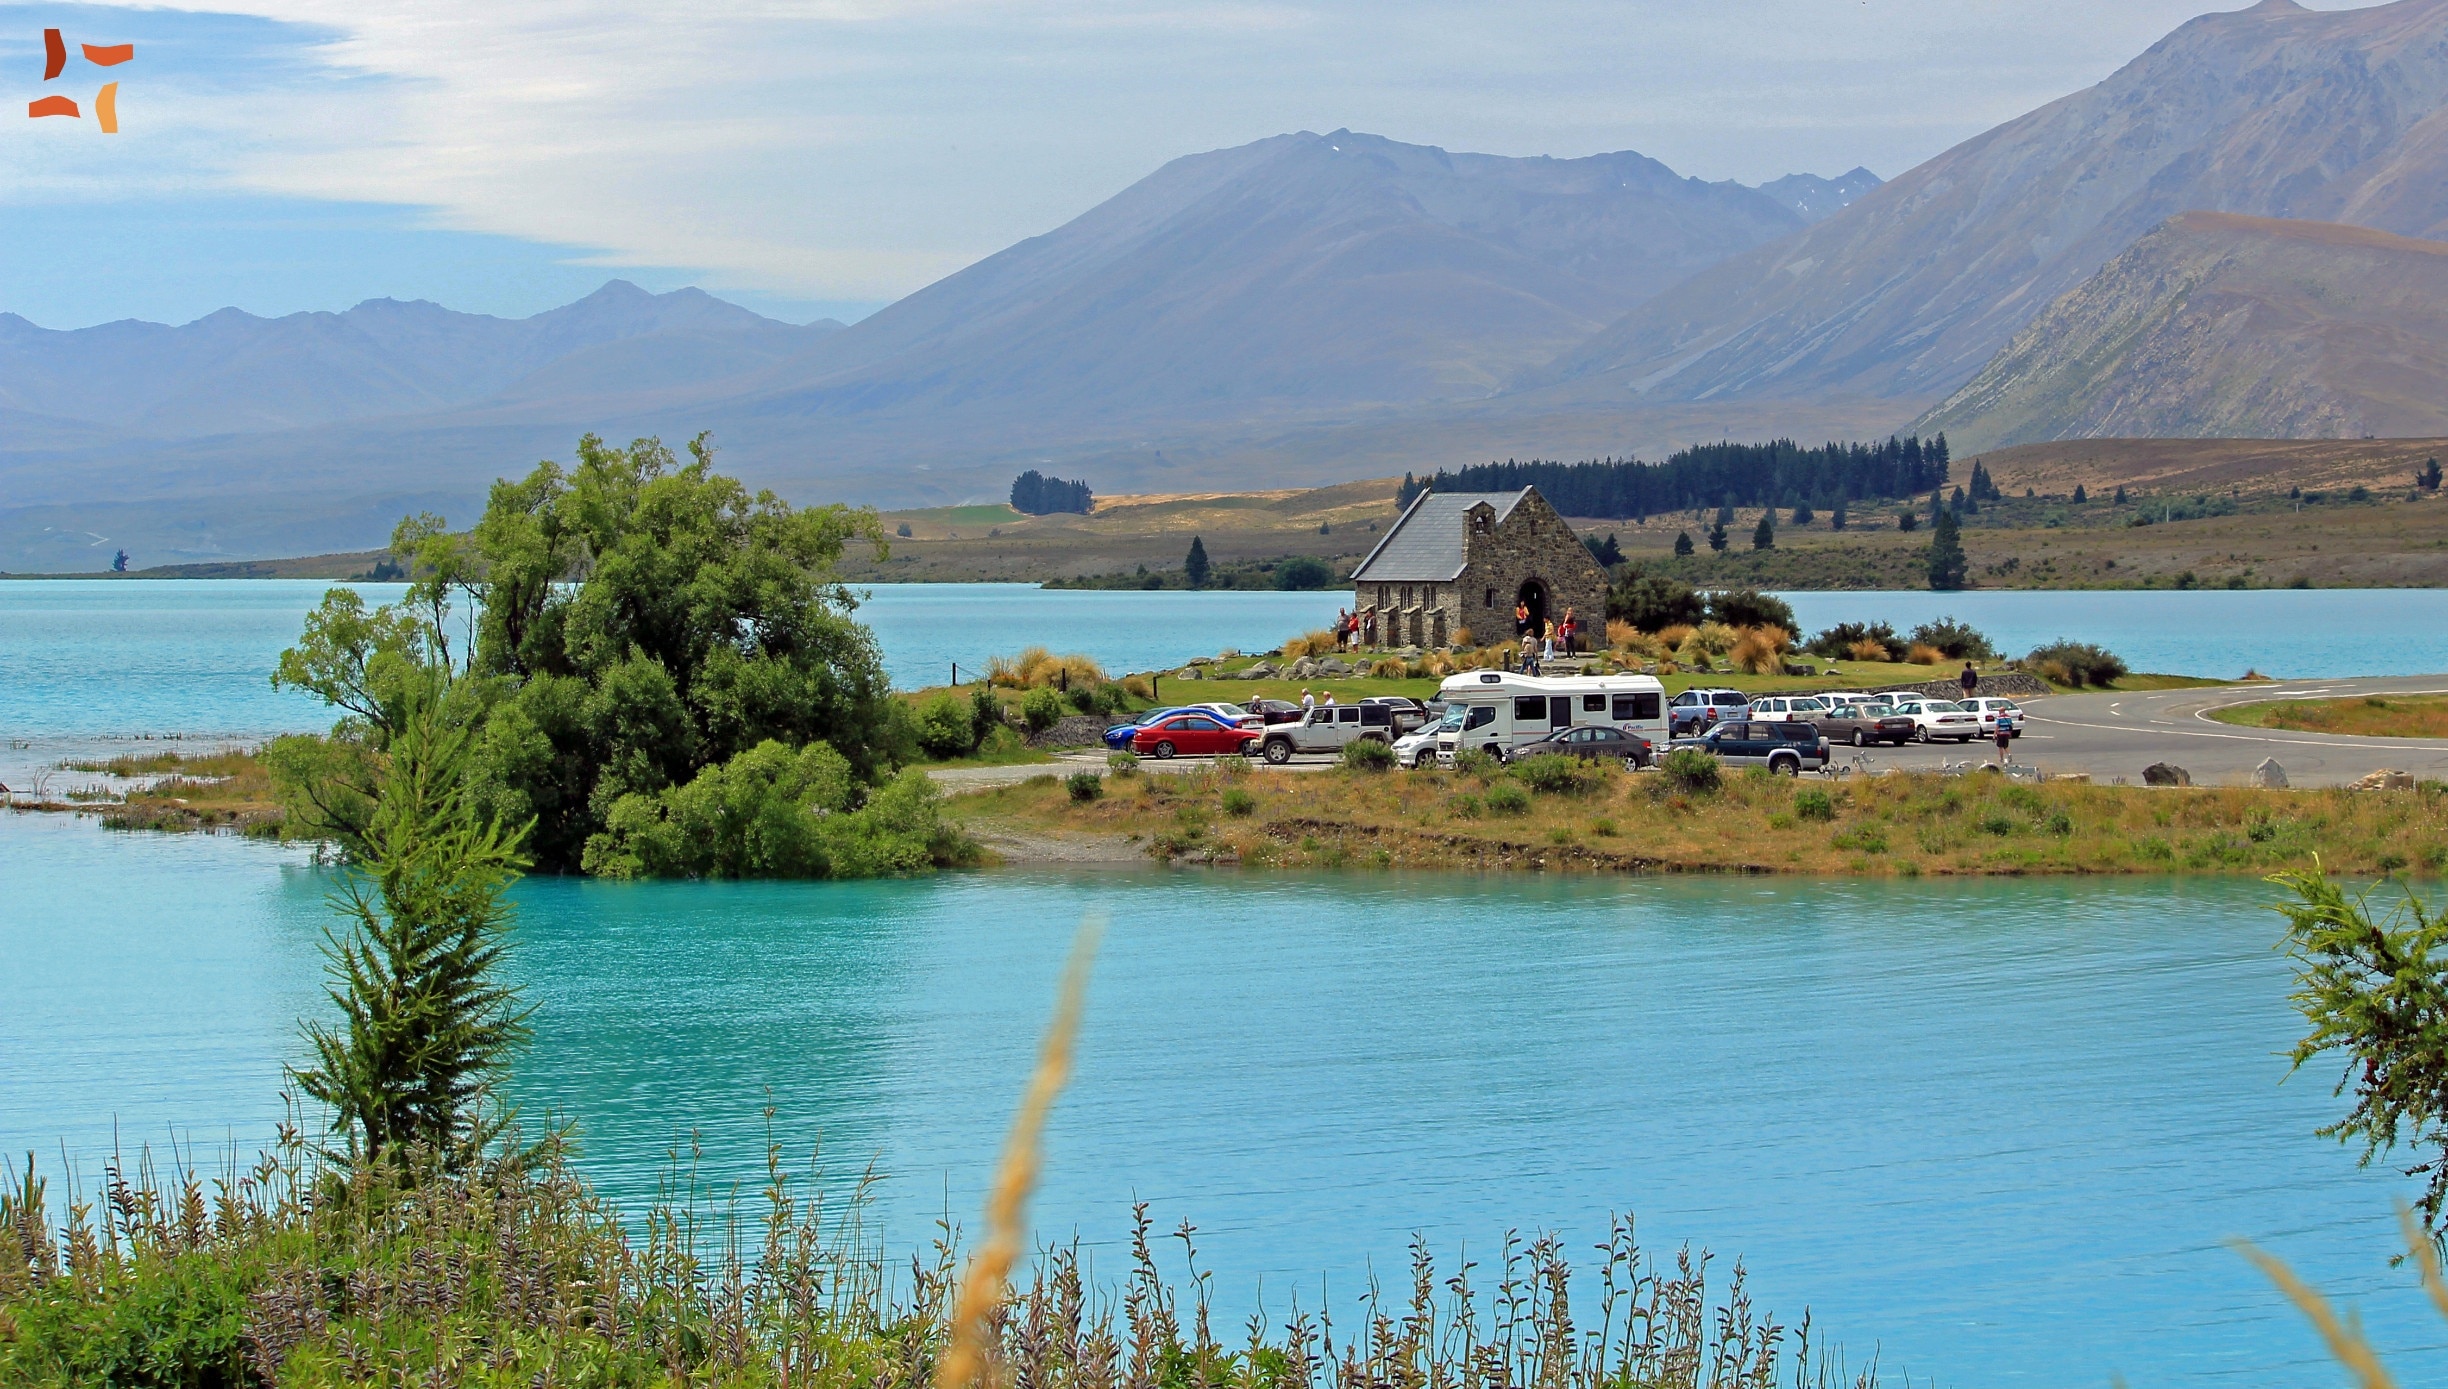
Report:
1350,489,1530,583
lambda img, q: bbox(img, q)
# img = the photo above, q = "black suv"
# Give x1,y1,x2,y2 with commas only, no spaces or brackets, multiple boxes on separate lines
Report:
1684,720,1829,775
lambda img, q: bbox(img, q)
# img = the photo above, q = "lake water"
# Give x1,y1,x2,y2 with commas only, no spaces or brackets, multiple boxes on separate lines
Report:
4,809,2446,1387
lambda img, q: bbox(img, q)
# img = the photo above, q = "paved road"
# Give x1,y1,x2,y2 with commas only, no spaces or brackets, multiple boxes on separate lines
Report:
1850,675,2448,786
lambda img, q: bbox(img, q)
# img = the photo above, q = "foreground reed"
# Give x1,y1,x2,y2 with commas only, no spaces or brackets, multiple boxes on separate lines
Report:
0,1127,1877,1388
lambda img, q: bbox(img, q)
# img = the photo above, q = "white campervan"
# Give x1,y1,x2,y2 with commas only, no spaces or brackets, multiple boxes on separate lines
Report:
1432,671,1668,765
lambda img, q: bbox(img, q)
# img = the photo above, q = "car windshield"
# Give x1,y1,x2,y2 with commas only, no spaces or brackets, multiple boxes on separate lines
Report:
1437,705,1468,731
1925,700,1963,712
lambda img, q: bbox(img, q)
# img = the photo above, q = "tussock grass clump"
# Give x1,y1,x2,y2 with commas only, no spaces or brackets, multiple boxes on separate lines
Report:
1903,643,1945,666
1280,628,1345,660
1729,625,1791,676
990,646,1109,690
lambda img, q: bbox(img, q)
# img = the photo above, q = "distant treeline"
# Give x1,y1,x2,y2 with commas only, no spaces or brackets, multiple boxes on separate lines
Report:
1398,435,1952,518
1010,470,1094,515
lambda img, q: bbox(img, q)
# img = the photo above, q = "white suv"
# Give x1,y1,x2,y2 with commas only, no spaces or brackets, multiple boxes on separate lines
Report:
1747,695,1832,722
1961,697,2025,738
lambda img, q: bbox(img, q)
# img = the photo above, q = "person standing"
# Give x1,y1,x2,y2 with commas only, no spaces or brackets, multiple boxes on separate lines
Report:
1959,661,1979,700
1993,710,2015,766
1560,606,1578,655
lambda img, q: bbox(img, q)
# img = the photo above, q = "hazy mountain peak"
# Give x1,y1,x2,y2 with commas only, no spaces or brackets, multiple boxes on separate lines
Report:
1538,0,2448,408
1749,168,1881,223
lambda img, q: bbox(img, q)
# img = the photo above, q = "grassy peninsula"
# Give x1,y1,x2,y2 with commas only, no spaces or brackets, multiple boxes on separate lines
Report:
951,758,2448,878
2211,692,2448,738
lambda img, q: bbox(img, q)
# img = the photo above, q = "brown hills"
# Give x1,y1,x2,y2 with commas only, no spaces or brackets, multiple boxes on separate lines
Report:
1918,214,2448,449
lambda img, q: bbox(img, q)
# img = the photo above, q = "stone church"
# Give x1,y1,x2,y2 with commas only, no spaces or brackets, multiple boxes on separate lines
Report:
1349,487,1609,649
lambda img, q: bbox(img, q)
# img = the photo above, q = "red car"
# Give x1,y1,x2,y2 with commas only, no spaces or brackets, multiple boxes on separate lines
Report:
1130,712,1260,759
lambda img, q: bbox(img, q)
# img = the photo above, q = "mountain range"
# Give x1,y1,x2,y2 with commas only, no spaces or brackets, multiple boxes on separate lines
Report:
12,0,2448,571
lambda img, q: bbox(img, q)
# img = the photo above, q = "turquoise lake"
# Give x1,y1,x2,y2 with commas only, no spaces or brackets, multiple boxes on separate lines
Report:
8,580,2448,1384
5,812,2447,1387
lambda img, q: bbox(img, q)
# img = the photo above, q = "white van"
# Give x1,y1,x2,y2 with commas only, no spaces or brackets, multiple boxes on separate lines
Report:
1432,671,1668,765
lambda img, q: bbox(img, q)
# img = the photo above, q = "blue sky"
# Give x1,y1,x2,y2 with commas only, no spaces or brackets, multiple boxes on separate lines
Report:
0,1,2393,329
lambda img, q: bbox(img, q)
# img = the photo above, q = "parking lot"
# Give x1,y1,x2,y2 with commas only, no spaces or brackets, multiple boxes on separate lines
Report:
925,675,2448,793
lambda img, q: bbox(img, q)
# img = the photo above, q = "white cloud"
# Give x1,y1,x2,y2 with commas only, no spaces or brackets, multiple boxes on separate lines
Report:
1,1,2400,304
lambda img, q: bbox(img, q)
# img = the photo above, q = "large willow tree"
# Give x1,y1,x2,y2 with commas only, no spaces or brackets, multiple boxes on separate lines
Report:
274,433,933,876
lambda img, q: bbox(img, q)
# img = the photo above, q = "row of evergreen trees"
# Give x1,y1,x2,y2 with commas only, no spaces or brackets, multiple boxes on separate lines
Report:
1397,435,1951,519
1010,470,1095,515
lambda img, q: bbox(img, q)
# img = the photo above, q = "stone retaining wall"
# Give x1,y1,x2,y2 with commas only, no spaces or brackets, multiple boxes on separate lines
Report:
1832,672,2051,700
1025,714,1111,749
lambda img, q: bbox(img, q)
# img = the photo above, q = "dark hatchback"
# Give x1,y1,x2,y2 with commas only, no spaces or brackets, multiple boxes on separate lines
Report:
1507,724,1655,769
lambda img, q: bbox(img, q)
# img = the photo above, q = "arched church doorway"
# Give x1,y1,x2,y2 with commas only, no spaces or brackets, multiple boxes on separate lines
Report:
1516,579,1549,644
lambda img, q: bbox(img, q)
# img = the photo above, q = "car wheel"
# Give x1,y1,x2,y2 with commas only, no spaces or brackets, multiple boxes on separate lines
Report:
1153,740,1176,759
1262,740,1293,765
1770,754,1799,776
1241,739,1260,757
1852,729,1868,747
1622,755,1641,773
1913,726,1930,743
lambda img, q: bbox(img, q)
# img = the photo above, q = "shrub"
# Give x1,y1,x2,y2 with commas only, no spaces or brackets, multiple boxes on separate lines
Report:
1107,750,1140,772
1794,787,1835,821
1729,624,1791,676
1607,571,1704,631
971,685,1005,745
1807,621,1903,662
1214,754,1251,779
1221,787,1256,816
1705,588,1797,630
1341,738,1396,772
1591,817,1618,836
1066,771,1104,802
1512,755,1604,795
1484,781,1532,815
916,690,983,759
1020,685,1068,731
1274,557,1333,590
1452,748,1501,780
1903,643,1944,665
1450,792,1484,818
584,744,968,880
2025,640,2127,688
1658,747,1721,793
1907,616,1996,661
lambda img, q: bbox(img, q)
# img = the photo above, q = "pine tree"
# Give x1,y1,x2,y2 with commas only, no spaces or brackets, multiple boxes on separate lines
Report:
1830,496,1847,531
2114,485,2129,505
291,692,533,1169
1751,511,1775,550
2072,484,2088,504
1928,489,1945,522
1707,522,1729,553
1715,499,1736,528
1925,507,1968,591
1674,530,1695,557
1792,500,1814,525
2421,458,2443,492
1184,536,1210,588
1897,510,1918,533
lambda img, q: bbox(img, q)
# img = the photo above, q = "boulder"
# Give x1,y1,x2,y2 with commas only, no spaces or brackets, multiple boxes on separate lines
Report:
1173,666,1203,680
2353,769,2416,791
1290,658,1320,679
1318,658,1353,677
2250,758,2288,789
1238,662,1279,680
2142,762,2192,787
1185,655,1216,668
